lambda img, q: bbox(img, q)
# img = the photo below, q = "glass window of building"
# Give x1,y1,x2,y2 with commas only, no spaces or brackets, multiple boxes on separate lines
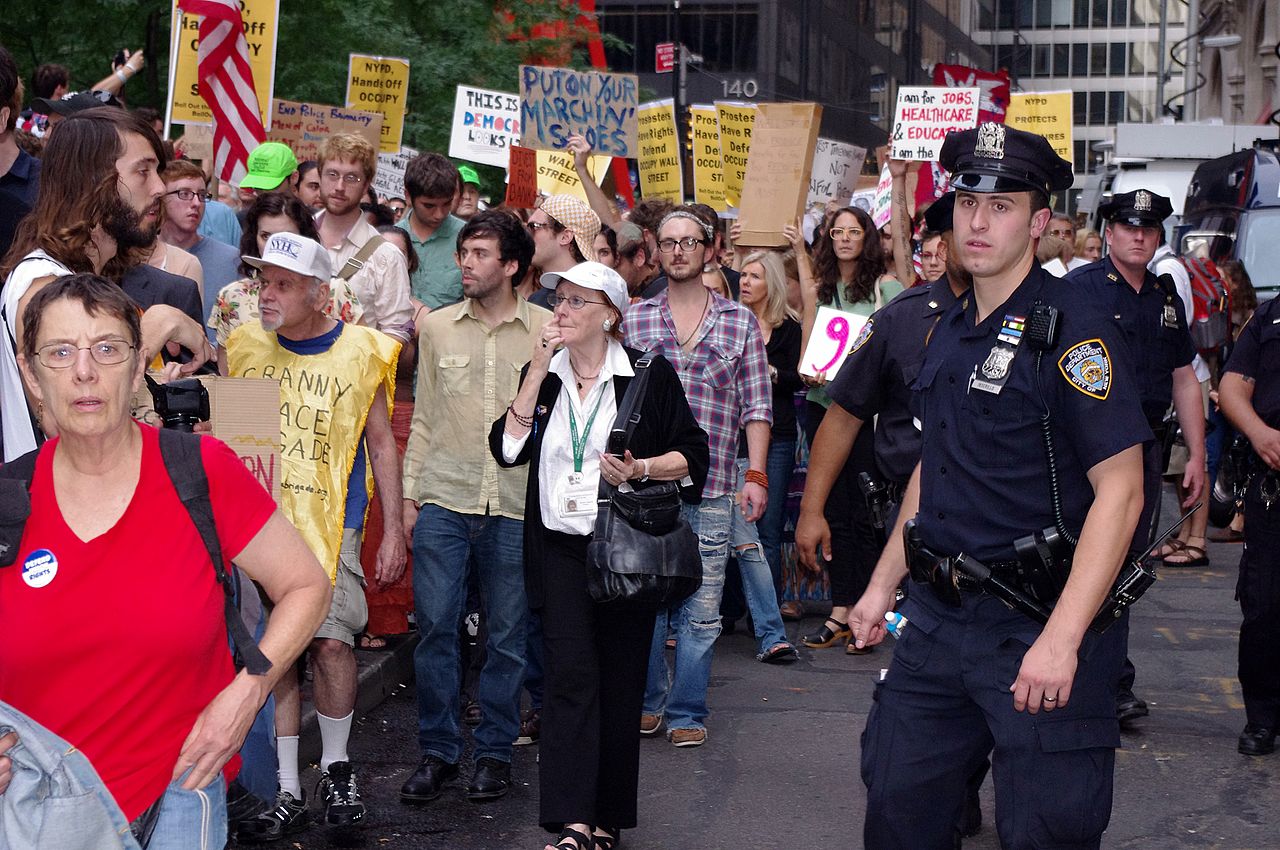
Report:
1054,43,1070,75
1090,42,1108,75
1072,42,1090,75
1110,42,1127,74
1074,90,1087,122
1092,0,1108,27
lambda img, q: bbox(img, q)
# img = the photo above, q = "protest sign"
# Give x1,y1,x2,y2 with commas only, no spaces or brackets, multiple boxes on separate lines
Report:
506,145,539,208
169,0,279,126
690,104,726,211
345,54,410,153
737,102,822,248
871,163,893,229
532,149,612,203
372,146,419,201
807,137,868,207
799,306,871,381
520,65,639,157
635,99,683,203
890,86,980,161
1006,91,1074,166
932,64,1012,124
266,99,382,164
176,123,213,162
450,86,521,168
715,102,756,210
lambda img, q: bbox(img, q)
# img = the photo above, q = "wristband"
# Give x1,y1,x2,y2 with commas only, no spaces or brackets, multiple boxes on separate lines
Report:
116,70,129,84
744,468,769,488
507,404,535,428
640,458,651,482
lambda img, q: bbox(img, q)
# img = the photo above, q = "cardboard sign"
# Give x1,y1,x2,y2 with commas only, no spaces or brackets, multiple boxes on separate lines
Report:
371,146,419,202
169,0,279,126
690,104,726,211
449,85,521,168
807,137,868,207
531,149,611,203
871,163,894,230
736,102,823,248
635,99,683,203
520,65,639,157
345,54,410,153
1006,91,1074,166
890,86,980,161
715,102,756,210
176,122,214,162
265,99,382,165
799,306,871,381
506,145,539,208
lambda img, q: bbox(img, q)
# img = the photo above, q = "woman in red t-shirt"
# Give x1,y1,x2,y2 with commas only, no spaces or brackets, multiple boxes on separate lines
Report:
0,274,331,847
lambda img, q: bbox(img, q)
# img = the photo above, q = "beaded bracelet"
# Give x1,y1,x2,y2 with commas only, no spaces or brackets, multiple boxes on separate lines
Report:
507,404,535,428
744,468,769,488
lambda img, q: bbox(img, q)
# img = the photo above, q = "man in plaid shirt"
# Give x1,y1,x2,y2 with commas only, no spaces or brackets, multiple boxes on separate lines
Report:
624,208,773,748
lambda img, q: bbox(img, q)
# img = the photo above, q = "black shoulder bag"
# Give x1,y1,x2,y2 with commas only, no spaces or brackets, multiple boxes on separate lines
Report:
585,357,702,607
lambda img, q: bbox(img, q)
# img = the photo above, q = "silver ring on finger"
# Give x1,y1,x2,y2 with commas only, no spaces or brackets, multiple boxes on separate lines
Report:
1043,696,1057,703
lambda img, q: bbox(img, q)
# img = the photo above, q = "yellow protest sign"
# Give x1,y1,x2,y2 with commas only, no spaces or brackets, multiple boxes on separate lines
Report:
690,105,725,211
532,149,612,203
169,0,279,126
345,54,411,153
715,102,756,209
636,99,683,204
1006,91,1074,166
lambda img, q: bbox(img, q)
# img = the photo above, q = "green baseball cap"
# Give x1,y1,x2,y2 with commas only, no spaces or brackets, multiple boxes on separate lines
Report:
240,142,299,191
457,164,481,187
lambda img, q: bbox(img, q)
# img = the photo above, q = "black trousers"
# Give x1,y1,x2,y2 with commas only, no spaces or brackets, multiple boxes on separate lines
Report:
1238,473,1280,729
537,529,658,831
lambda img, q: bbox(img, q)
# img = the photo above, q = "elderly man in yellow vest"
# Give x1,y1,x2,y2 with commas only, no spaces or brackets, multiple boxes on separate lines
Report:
226,232,403,839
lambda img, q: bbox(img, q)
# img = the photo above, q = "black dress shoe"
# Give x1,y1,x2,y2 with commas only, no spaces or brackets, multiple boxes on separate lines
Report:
466,757,512,802
1238,724,1277,756
1116,692,1149,726
400,755,459,803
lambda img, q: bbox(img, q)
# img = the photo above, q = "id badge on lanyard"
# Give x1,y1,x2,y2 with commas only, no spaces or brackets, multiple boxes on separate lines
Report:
970,314,1025,396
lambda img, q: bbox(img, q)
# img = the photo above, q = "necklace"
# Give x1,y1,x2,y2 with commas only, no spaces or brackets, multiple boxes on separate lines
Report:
570,355,604,390
678,290,711,347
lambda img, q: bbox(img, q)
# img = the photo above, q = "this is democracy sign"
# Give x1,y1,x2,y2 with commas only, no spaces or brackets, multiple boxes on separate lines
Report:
450,86,521,168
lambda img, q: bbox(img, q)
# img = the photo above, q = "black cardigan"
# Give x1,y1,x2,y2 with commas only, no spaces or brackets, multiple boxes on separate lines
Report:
488,347,710,610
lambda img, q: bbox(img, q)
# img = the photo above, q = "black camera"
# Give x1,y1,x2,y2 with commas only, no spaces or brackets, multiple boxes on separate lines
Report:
148,377,211,432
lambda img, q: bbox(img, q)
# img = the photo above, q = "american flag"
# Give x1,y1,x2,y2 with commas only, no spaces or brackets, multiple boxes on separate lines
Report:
178,0,265,184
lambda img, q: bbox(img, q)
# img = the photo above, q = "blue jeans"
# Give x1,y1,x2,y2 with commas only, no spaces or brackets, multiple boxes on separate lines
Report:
146,771,227,850
643,495,732,731
728,459,790,655
758,439,796,599
412,504,527,764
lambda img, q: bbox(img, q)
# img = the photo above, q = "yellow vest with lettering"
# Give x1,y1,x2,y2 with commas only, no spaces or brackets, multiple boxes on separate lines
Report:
227,322,400,582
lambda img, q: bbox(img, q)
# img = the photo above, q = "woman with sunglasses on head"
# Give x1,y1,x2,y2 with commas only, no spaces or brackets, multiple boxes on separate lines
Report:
491,262,708,850
796,206,902,654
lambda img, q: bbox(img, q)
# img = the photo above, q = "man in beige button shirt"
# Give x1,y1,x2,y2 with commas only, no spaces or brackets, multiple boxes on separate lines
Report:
399,209,550,805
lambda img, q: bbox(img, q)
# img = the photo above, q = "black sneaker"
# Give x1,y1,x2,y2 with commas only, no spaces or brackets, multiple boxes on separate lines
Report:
318,761,365,828
236,789,309,843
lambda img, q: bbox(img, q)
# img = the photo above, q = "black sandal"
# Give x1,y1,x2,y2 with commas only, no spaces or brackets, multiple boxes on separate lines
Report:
593,827,620,850
801,617,851,649
552,826,594,850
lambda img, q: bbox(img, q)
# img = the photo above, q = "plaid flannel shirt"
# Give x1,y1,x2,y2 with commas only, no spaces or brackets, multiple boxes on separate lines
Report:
624,290,773,498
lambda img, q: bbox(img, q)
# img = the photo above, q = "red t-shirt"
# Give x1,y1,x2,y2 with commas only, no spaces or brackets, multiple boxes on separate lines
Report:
0,423,277,821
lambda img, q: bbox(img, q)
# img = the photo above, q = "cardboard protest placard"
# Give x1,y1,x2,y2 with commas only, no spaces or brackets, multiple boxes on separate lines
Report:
715,102,756,210
531,149,612,203
690,104,726,211
807,137,868,207
345,54,410,153
800,306,871,381
871,162,894,229
1006,91,1074,166
519,65,639,157
372,146,419,202
635,99,683,204
266,99,382,165
450,86,522,168
890,86,980,161
176,123,213,162
169,0,279,126
505,145,539,208
736,102,822,248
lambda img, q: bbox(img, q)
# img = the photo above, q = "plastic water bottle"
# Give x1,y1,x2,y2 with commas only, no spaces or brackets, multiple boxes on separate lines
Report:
884,610,908,639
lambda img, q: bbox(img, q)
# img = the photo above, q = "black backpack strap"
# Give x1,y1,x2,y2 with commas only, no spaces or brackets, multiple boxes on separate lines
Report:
157,428,273,676
0,449,39,568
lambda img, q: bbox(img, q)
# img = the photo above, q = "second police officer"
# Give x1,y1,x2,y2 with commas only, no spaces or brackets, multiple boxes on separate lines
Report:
855,123,1151,849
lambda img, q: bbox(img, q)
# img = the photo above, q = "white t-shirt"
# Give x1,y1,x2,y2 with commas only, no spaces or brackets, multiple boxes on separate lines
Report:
2,251,71,461
1042,256,1090,277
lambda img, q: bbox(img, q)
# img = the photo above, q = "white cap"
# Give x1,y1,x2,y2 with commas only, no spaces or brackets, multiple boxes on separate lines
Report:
243,232,332,281
540,262,629,315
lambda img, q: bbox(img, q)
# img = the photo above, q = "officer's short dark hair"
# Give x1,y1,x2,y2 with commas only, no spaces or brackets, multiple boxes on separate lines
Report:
457,208,535,286
33,63,69,100
404,152,461,201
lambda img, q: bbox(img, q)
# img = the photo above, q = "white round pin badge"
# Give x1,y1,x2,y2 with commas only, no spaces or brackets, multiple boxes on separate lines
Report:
22,549,58,589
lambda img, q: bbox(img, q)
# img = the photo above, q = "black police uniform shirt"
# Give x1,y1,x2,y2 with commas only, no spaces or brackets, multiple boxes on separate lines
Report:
1224,295,1280,430
1065,256,1195,425
827,278,962,486
911,264,1151,563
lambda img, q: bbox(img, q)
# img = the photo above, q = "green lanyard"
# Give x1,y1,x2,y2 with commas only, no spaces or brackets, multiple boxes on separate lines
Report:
567,382,609,474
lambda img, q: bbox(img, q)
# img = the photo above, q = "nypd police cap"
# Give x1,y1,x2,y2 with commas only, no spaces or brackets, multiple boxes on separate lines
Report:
939,122,1074,198
1098,189,1173,228
924,192,955,234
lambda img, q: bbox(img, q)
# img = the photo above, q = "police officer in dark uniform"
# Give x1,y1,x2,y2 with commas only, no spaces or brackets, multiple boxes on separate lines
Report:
858,123,1150,850
1064,190,1205,726
1219,295,1280,756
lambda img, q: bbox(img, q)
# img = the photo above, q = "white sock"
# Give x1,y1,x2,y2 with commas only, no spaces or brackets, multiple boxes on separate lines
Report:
276,736,301,798
317,711,353,773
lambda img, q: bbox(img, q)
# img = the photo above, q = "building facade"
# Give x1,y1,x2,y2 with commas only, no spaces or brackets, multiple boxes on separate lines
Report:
1196,0,1280,125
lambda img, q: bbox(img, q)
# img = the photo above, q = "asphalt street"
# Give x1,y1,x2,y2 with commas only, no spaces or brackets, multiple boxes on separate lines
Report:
247,503,1279,849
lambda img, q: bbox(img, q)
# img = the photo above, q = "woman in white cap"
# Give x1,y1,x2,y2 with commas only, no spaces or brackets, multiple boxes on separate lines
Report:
490,262,708,850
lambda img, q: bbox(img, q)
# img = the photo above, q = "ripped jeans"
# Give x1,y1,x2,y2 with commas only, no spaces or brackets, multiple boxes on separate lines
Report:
643,495,733,731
